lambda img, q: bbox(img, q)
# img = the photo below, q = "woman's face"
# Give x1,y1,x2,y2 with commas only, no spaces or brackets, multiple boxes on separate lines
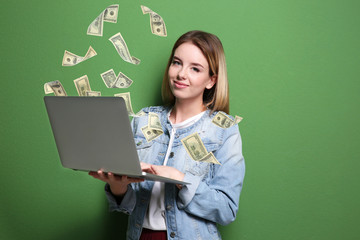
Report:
168,42,216,104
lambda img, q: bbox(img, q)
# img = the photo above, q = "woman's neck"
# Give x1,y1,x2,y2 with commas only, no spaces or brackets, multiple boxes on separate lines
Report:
170,100,206,124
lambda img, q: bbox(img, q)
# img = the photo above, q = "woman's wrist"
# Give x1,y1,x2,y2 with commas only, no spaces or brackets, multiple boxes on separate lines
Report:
110,184,128,197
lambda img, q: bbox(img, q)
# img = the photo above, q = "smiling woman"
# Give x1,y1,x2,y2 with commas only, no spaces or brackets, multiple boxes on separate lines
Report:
89,30,245,240
167,42,217,121
162,31,230,115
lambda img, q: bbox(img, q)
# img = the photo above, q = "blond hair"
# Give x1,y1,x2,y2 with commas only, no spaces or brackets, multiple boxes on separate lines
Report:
161,30,229,114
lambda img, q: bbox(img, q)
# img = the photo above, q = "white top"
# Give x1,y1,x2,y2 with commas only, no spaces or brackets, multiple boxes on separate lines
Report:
142,110,205,230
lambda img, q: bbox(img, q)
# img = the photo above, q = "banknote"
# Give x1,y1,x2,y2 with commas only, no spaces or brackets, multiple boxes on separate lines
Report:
212,112,234,128
140,112,164,142
109,32,140,65
181,132,220,164
101,69,133,88
44,80,67,96
62,46,97,66
87,4,119,36
74,75,91,96
113,72,133,88
103,4,119,23
130,56,141,65
148,112,163,132
101,69,117,88
200,152,221,165
114,92,135,116
87,11,104,36
86,91,101,96
140,5,152,14
234,115,243,125
140,5,167,37
141,125,162,142
181,133,208,161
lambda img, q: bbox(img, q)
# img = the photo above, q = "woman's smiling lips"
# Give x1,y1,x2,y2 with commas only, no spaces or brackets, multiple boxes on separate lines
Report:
173,80,189,89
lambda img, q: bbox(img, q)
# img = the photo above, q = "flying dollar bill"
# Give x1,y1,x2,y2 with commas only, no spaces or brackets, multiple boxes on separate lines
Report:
103,4,119,23
148,112,163,132
181,133,208,161
212,112,234,128
141,125,162,142
109,32,140,65
62,46,97,66
101,69,133,88
200,152,221,165
114,92,136,116
74,75,91,96
44,80,67,96
140,5,152,14
234,115,243,125
181,132,220,164
87,11,104,36
100,69,117,88
87,4,119,36
113,72,133,88
141,112,164,142
212,112,243,128
140,5,167,37
86,91,101,96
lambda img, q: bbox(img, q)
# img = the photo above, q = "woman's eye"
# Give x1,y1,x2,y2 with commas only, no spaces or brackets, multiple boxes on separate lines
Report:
191,67,200,72
172,60,181,65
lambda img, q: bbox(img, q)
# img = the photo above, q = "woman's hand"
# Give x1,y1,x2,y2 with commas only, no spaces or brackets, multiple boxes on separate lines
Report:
141,163,185,189
88,170,143,196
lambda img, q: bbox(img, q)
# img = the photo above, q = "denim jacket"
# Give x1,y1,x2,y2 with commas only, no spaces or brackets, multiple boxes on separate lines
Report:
105,106,245,240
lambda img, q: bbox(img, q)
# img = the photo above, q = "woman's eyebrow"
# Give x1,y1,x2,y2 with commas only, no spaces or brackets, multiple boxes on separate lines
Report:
191,62,205,68
173,56,204,68
173,56,182,62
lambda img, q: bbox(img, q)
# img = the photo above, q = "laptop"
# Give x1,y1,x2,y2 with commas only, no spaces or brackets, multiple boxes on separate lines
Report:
44,96,189,185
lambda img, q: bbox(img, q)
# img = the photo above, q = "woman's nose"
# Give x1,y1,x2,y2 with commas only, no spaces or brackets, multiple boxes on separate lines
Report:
177,67,186,80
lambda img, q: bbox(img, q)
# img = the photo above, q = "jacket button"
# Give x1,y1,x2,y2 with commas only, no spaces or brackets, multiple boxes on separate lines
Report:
170,232,176,238
169,152,174,158
166,205,172,210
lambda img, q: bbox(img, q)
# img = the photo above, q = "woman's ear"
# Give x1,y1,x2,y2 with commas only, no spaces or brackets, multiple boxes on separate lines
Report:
206,75,217,89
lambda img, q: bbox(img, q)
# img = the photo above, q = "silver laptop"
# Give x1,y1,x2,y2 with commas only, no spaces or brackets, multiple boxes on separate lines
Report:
44,96,189,185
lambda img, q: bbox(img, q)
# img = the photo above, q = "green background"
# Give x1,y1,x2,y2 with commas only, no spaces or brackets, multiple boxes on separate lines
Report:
1,0,359,239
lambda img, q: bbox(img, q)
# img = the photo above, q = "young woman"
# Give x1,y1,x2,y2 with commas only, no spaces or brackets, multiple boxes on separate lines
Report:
89,30,245,240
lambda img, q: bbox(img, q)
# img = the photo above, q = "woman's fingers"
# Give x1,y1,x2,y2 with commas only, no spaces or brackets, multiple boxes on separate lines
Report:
150,165,185,181
89,170,145,184
141,162,155,174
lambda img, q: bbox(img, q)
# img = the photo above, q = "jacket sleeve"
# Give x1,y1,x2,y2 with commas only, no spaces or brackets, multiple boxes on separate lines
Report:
104,183,137,214
177,125,245,225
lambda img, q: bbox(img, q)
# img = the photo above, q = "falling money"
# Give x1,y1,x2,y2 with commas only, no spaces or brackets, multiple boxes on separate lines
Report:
114,92,136,116
141,126,162,142
101,69,117,88
141,112,164,142
181,132,220,164
73,75,92,96
148,112,163,132
212,112,243,128
109,32,140,65
44,80,67,96
86,91,101,96
141,5,167,37
87,4,119,37
100,69,133,88
62,46,97,66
